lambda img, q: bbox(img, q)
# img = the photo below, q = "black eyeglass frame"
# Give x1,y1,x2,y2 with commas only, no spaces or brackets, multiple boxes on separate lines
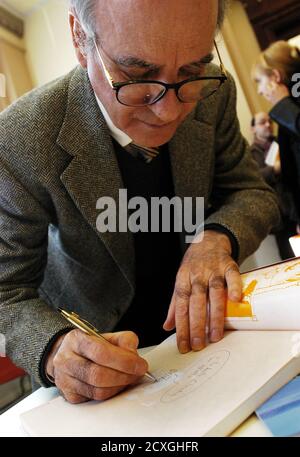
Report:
93,33,228,107
111,75,227,106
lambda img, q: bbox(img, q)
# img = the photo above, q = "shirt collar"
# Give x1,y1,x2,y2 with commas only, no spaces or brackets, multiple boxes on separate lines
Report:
95,94,132,147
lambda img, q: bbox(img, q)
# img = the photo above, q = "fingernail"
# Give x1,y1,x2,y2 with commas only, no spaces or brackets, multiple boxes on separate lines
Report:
210,329,223,342
192,338,205,350
127,341,138,351
179,340,190,353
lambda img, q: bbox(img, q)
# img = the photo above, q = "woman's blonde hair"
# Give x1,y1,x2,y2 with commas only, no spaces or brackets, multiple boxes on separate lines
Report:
253,40,300,86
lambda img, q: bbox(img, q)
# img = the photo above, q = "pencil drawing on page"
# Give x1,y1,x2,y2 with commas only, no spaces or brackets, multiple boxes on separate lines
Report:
125,350,230,406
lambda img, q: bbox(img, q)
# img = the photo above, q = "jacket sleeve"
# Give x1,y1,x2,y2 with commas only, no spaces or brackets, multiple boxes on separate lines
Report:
203,74,282,264
270,96,300,138
0,160,73,386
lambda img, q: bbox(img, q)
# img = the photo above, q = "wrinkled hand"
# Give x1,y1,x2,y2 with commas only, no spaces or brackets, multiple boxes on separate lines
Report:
163,230,242,353
45,329,148,404
265,81,290,106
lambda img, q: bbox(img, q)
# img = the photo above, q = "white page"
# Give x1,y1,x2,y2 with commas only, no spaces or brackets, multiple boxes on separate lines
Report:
265,141,279,167
21,331,300,437
290,235,300,257
225,257,300,330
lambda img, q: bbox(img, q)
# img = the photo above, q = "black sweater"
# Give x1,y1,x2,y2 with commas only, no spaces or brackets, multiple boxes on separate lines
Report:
113,140,181,346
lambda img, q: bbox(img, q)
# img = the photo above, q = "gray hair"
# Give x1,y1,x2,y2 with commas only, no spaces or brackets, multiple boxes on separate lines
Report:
70,0,228,44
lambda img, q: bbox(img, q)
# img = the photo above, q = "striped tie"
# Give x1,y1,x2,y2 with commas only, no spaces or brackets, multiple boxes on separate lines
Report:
125,143,160,164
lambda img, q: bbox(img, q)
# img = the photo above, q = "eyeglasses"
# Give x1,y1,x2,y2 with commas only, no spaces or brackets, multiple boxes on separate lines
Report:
93,38,228,107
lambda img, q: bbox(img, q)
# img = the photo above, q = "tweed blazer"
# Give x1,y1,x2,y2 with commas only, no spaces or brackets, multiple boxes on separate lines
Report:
0,65,280,385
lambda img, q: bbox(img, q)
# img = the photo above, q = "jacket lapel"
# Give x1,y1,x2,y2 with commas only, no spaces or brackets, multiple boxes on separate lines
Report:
57,66,135,290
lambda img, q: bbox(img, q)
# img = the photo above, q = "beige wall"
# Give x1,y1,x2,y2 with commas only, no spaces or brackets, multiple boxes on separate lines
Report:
215,33,252,142
25,0,76,87
0,25,33,109
222,1,271,116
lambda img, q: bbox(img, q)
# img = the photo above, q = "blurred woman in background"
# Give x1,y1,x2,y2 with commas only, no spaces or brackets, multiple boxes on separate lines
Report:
253,41,300,234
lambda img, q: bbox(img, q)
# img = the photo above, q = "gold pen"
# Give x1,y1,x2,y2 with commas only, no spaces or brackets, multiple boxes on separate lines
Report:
58,308,157,382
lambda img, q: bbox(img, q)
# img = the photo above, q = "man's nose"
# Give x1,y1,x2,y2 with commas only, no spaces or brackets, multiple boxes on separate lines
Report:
148,89,183,123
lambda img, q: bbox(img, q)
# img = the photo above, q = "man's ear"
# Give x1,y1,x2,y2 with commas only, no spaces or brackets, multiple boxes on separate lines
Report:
272,69,283,84
69,12,88,68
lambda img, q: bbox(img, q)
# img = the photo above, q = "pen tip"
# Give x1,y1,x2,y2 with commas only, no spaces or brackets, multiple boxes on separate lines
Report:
146,373,157,382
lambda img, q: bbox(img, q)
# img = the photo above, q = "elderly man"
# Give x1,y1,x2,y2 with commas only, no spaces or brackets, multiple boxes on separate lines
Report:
0,0,280,404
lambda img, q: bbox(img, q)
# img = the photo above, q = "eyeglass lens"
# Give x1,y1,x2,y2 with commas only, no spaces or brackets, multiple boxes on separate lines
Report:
117,79,222,106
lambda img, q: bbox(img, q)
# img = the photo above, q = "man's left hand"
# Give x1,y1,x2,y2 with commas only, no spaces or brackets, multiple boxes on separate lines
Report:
163,230,242,353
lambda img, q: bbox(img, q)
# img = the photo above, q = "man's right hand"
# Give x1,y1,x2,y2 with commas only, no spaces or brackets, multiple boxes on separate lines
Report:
45,329,149,404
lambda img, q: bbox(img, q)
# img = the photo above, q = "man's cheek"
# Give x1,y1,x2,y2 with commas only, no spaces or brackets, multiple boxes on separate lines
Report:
114,110,136,131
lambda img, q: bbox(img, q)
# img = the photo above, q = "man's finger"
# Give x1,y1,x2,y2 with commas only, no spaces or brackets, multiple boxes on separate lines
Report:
67,329,148,376
189,280,207,350
174,281,192,354
208,274,226,343
58,352,142,387
104,331,139,353
57,374,125,402
225,264,242,302
61,391,89,405
163,292,176,331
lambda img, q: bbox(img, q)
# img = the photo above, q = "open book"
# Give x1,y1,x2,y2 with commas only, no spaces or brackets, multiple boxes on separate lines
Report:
20,258,300,437
225,257,300,330
21,330,300,437
264,140,280,167
289,235,300,257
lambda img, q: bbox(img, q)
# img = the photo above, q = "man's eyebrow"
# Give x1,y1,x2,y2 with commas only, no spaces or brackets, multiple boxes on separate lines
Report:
112,52,214,71
183,53,214,68
113,56,161,72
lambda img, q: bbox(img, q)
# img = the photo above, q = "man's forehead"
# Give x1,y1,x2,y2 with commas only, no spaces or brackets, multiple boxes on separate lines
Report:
99,0,217,17
96,0,218,43
95,0,217,69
